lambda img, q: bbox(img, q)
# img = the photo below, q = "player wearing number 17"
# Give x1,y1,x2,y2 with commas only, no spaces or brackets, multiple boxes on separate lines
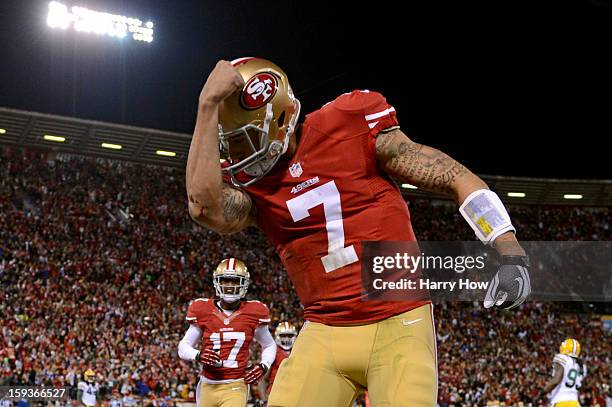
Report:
186,58,532,406
178,258,277,407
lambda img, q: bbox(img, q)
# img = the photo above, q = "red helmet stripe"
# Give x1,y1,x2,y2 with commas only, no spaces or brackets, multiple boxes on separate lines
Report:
227,258,235,271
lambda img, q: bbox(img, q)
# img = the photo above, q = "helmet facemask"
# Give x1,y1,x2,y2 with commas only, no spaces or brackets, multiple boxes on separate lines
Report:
84,370,95,384
275,322,298,351
276,332,297,351
218,58,301,188
214,275,249,303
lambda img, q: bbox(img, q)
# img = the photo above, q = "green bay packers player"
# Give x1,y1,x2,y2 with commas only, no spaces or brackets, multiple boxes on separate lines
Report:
178,258,277,407
540,338,586,407
77,369,100,407
186,58,531,406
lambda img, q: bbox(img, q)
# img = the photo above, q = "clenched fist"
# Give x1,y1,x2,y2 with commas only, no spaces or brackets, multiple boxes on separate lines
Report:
484,255,531,309
199,60,245,106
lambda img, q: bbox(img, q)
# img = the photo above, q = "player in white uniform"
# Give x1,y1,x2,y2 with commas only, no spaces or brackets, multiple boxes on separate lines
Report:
77,369,100,407
540,338,586,407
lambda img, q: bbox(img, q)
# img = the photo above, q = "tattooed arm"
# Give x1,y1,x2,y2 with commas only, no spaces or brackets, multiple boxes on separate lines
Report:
186,61,256,234
188,185,256,234
375,128,485,202
376,128,524,254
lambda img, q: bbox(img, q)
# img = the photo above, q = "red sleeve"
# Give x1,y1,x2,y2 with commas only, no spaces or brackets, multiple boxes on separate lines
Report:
331,90,399,158
356,90,399,137
186,298,210,325
248,301,271,325
358,91,399,160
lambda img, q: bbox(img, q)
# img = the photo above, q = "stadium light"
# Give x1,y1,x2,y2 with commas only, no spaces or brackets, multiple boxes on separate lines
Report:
47,1,154,43
0,128,6,134
101,142,122,150
401,183,418,190
47,1,70,29
43,134,66,142
563,194,583,200
507,192,526,198
156,150,176,157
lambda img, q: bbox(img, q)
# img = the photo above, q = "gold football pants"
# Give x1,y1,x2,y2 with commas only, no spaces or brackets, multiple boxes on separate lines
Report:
197,379,248,407
268,303,437,406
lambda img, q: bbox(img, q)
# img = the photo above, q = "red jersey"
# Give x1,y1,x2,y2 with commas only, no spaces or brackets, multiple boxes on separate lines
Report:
266,347,289,395
244,90,428,325
186,298,270,381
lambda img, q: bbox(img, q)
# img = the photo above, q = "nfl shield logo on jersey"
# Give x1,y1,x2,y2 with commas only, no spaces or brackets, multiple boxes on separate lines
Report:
289,162,303,178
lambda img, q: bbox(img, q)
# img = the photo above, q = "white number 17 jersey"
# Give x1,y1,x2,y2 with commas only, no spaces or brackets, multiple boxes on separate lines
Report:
549,353,586,405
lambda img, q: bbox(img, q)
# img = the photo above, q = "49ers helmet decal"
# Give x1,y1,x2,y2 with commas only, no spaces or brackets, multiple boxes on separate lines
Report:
218,57,301,187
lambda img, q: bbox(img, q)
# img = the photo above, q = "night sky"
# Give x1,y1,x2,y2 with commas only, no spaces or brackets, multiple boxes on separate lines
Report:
1,0,611,179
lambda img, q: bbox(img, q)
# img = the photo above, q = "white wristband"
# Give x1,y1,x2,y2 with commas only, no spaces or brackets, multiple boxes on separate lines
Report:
459,189,516,245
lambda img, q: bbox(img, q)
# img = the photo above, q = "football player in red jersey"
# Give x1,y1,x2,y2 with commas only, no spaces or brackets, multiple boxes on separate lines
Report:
186,58,531,406
274,322,298,354
178,258,277,407
255,321,297,404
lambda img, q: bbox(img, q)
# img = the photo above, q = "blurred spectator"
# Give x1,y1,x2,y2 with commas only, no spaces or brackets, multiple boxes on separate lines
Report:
0,147,609,406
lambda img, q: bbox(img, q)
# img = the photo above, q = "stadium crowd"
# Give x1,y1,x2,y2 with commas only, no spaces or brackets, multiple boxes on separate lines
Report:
0,147,609,406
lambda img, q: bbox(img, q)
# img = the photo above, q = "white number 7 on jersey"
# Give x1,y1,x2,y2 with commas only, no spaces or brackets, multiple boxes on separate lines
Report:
286,181,358,273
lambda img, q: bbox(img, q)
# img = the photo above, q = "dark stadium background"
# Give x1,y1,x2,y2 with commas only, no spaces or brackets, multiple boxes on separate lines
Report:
1,0,611,178
0,1,610,406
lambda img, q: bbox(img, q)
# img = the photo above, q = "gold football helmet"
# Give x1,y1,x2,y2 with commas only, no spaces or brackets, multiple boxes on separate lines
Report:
218,57,301,187
84,369,95,383
213,258,250,303
559,338,581,358
275,321,298,351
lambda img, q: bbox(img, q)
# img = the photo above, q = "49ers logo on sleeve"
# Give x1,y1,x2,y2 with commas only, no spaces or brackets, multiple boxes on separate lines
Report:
241,73,278,110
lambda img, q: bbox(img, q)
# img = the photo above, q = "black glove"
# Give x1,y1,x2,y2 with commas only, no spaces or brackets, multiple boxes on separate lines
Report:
484,255,531,309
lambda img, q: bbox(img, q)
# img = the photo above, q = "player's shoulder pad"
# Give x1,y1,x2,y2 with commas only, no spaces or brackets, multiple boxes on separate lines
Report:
246,300,271,324
186,298,211,322
322,90,398,137
326,89,389,113
553,353,569,365
189,297,211,305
